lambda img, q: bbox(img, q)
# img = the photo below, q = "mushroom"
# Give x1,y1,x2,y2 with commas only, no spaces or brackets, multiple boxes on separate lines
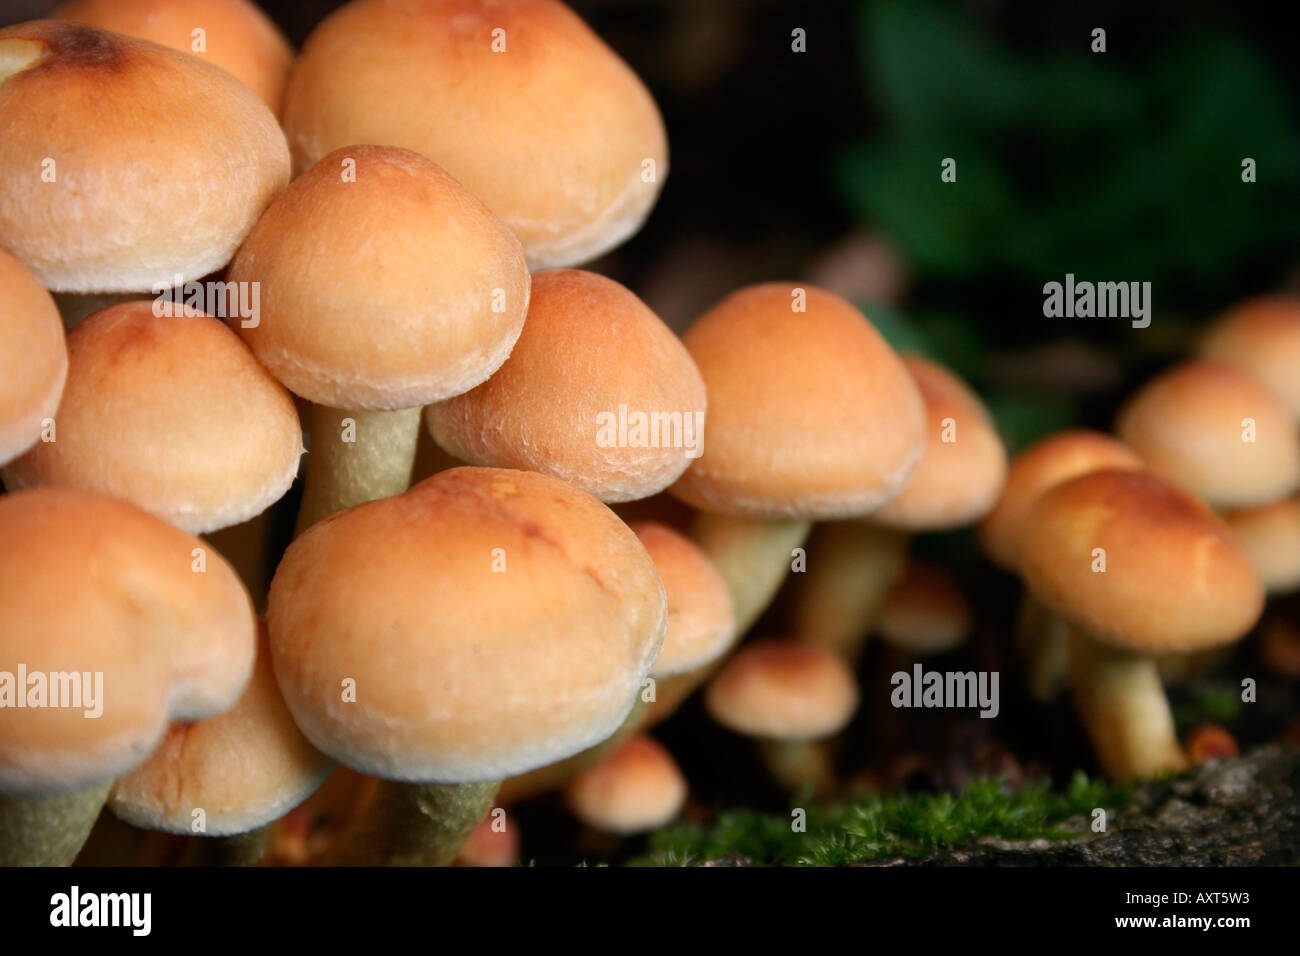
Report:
978,429,1146,700
1184,724,1239,766
426,270,707,503
0,488,255,864
0,22,288,295
266,467,665,864
705,639,859,795
564,735,687,836
227,145,530,531
876,560,971,659
1222,496,1300,595
1200,293,1300,417
0,250,65,468
280,0,667,269
794,354,1005,660
1116,359,1300,510
1019,469,1263,780
50,0,293,116
107,621,333,866
3,302,301,535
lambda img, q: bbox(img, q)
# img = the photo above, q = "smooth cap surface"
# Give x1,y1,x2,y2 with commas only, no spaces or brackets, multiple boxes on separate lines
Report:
109,624,334,835
670,283,925,519
1116,360,1300,509
229,145,529,410
979,429,1146,571
0,488,255,794
1201,294,1300,416
1020,469,1264,655
705,638,859,741
51,0,293,115
281,0,667,269
267,467,666,783
0,249,65,466
1223,497,1300,595
426,270,706,502
877,561,971,656
630,521,734,677
564,735,686,835
0,21,289,292
4,301,302,534
870,355,1006,530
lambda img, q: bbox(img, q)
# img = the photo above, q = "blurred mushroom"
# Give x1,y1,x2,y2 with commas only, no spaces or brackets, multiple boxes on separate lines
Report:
267,467,665,864
0,488,255,864
426,270,707,503
227,146,529,531
1020,470,1263,780
1200,294,1300,417
0,22,287,295
108,622,333,866
453,808,519,867
876,560,972,658
1116,360,1300,511
1184,724,1239,766
0,250,65,468
51,0,293,116
281,0,667,269
1222,496,1300,595
564,735,687,836
705,639,859,795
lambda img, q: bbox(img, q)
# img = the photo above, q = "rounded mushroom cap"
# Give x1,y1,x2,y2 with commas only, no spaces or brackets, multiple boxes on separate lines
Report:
51,0,293,116
281,0,667,270
109,623,333,836
4,301,302,534
0,249,65,466
670,283,925,519
564,735,686,835
426,270,706,502
1116,360,1300,509
267,467,666,783
1201,294,1300,416
0,488,255,794
1222,497,1300,595
228,145,529,410
705,639,859,741
979,429,1146,571
877,561,971,656
869,355,1006,530
0,21,288,293
1020,469,1263,655
629,522,734,677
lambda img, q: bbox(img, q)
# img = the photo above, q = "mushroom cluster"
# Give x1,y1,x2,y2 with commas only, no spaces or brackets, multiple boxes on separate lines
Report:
0,0,1293,869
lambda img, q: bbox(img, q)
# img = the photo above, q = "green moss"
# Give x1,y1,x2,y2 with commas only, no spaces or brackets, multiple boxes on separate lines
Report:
627,773,1130,867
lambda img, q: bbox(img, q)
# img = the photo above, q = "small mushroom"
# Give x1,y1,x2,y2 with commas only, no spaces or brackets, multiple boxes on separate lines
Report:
426,270,707,503
1020,469,1263,780
565,735,687,836
876,560,971,658
1200,293,1300,417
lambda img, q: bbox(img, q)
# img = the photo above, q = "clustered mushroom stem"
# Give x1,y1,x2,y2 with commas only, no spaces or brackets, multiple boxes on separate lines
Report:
690,513,812,637
757,739,837,797
1015,594,1073,701
1067,631,1188,781
793,522,909,661
315,780,500,866
295,405,422,533
0,781,113,866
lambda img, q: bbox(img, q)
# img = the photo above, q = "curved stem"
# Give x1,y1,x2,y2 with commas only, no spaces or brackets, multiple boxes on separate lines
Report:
690,513,811,638
1068,631,1188,781
295,405,421,533
793,522,909,661
315,780,499,866
0,782,112,866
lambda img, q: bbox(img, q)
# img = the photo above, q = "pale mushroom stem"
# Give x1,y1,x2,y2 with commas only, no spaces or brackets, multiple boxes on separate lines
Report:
1068,631,1189,781
0,782,113,866
295,405,422,533
1015,594,1073,701
758,739,837,797
793,522,909,661
316,780,499,866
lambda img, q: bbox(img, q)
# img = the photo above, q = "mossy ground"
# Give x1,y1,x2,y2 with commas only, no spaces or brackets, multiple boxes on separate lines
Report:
626,773,1130,866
